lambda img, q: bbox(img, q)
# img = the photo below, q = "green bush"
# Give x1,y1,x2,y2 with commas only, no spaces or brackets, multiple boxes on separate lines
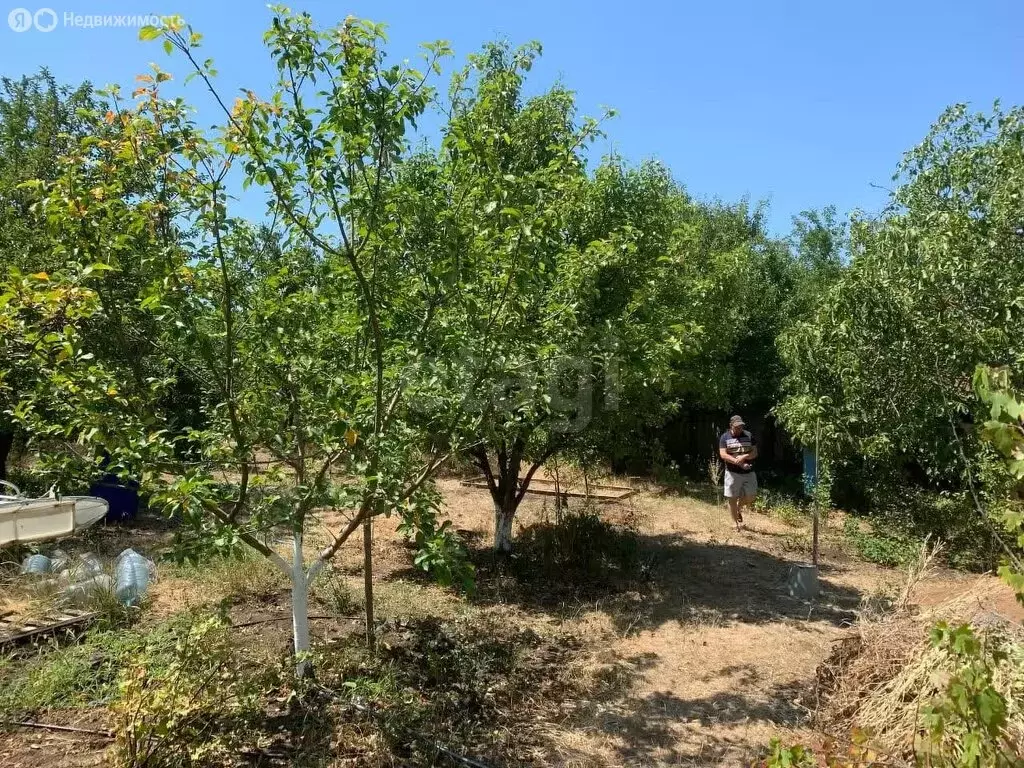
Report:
515,507,642,587
842,516,921,568
874,489,998,572
921,623,1023,767
111,615,268,768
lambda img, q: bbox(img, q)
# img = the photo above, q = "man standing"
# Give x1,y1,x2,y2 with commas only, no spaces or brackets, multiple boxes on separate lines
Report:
719,415,758,531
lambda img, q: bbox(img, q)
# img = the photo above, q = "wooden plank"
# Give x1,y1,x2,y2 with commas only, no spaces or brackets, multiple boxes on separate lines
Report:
0,611,98,646
458,476,633,501
510,477,636,493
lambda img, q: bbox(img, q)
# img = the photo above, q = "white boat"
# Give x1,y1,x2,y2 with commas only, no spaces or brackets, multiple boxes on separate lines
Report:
0,481,110,546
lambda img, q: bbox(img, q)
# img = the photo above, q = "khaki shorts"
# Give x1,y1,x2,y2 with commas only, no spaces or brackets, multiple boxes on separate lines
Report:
724,470,757,498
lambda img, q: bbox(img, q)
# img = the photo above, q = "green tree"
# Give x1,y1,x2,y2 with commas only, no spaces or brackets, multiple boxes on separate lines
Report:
18,12,495,674
0,70,96,481
777,104,1024,561
974,365,1024,601
423,42,697,551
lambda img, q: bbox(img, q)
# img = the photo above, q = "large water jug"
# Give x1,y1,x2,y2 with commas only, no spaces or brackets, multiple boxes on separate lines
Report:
21,553,52,575
115,549,155,606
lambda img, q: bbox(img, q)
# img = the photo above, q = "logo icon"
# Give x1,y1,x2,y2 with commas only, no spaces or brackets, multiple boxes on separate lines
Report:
8,7,32,31
34,7,56,31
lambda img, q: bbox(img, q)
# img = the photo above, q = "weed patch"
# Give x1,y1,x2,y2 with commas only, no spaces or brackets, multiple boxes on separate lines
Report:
842,517,921,568
754,491,813,527
111,615,270,768
162,550,288,605
310,614,585,766
0,611,241,720
0,628,146,717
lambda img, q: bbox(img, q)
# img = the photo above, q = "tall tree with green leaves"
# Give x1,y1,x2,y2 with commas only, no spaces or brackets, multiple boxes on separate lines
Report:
777,104,1024,561
424,41,706,551
974,365,1024,602
0,70,97,481
18,11,505,674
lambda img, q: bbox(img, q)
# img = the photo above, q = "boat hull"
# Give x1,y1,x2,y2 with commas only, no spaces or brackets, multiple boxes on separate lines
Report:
0,496,110,546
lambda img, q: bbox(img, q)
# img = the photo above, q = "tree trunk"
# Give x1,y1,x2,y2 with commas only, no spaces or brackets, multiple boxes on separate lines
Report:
474,441,555,554
491,445,523,553
363,516,375,652
0,430,13,483
290,531,311,678
494,500,515,554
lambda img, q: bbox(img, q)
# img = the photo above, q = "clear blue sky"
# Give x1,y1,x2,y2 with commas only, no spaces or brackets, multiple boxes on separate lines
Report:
2,0,1021,234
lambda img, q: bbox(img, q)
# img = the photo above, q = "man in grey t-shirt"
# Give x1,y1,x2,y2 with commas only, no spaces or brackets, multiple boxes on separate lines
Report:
718,415,758,531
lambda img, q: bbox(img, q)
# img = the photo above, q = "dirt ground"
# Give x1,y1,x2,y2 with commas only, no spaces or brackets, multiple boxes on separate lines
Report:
423,480,1021,767
2,477,1020,767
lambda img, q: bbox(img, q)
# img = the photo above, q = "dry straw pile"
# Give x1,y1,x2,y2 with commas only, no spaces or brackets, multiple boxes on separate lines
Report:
815,543,1024,761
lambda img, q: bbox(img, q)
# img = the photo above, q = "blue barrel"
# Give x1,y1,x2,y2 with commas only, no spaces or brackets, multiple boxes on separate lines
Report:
89,474,140,523
803,449,818,496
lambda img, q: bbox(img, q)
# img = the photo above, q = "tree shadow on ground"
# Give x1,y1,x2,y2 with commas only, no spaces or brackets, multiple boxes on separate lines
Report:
443,528,862,634
546,647,816,766
380,522,849,766
573,651,814,766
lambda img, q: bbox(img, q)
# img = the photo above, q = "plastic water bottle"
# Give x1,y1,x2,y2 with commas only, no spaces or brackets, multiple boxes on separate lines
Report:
51,549,69,572
76,552,104,577
63,575,114,606
21,554,52,575
115,549,154,606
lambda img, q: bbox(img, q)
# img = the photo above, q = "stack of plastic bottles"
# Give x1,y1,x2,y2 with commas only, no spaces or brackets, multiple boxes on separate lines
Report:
20,548,155,607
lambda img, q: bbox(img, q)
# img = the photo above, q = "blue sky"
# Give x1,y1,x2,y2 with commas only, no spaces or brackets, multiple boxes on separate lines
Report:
2,0,1021,235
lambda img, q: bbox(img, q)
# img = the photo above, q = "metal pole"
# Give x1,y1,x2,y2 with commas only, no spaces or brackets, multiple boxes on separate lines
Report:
812,419,820,567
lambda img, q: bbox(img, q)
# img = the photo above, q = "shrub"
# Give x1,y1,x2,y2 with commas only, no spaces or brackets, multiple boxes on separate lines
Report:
111,615,267,768
921,623,1023,767
514,507,643,588
842,517,921,568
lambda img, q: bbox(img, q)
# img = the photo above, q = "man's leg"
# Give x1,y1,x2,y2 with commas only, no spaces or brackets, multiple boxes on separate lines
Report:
724,471,743,530
728,496,743,529
738,473,757,519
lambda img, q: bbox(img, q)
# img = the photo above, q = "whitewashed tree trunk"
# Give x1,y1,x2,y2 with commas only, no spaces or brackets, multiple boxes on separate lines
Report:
290,531,311,677
494,503,514,553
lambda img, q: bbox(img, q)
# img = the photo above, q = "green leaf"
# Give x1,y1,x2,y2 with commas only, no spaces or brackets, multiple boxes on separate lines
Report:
139,25,162,41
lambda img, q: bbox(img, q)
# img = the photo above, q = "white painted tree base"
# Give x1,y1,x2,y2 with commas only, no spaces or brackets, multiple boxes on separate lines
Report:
787,563,820,599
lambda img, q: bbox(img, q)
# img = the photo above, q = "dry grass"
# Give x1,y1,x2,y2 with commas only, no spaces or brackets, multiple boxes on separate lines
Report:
816,569,1024,759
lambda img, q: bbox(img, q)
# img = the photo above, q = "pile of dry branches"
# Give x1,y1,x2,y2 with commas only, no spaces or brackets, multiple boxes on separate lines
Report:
815,544,1024,760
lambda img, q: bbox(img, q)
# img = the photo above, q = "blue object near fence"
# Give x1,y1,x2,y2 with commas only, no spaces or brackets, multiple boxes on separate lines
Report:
803,449,818,496
88,474,140,523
